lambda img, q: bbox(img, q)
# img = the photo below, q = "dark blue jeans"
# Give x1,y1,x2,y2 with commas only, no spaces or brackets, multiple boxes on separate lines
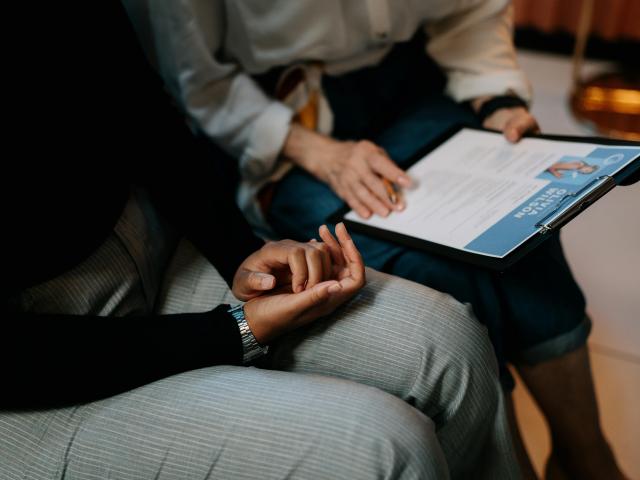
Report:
265,36,589,389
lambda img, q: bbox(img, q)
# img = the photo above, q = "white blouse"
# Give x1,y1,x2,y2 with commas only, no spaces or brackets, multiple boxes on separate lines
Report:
127,0,531,228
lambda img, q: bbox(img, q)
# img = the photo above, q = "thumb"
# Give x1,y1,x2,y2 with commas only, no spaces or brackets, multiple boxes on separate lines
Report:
504,112,536,143
244,280,342,344
235,270,276,300
286,280,341,312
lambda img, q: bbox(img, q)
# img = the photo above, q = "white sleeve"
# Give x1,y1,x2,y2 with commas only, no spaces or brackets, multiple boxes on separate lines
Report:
424,0,532,103
148,0,293,181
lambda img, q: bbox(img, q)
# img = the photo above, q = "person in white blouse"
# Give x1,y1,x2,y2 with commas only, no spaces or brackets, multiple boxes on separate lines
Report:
125,1,629,478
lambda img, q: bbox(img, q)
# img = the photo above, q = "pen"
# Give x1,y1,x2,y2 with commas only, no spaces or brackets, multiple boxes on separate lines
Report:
382,178,398,205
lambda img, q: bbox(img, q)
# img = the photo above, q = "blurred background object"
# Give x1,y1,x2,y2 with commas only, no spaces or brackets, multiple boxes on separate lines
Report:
513,0,640,42
513,0,640,140
511,1,639,478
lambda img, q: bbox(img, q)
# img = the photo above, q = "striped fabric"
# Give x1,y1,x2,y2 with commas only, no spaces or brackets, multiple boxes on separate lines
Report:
1,192,519,479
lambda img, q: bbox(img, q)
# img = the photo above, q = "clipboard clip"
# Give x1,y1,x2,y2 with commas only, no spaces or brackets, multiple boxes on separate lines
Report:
535,175,616,234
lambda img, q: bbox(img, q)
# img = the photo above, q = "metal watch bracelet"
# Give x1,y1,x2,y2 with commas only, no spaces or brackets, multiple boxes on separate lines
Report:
228,304,269,364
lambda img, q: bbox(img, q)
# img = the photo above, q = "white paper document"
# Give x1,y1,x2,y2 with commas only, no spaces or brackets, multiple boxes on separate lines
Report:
344,128,640,259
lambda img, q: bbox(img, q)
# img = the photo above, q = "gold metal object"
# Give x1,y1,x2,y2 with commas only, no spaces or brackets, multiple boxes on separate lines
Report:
570,0,640,140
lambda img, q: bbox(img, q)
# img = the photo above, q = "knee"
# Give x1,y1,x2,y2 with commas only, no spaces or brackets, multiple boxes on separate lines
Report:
365,269,499,390
401,284,502,417
428,297,505,426
445,298,497,375
447,300,501,396
409,283,498,378
336,388,448,479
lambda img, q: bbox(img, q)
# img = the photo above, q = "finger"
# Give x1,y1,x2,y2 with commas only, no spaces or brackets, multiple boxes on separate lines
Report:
287,279,341,313
243,279,341,343
318,224,345,269
360,171,398,213
320,244,332,280
246,271,276,291
335,222,364,267
288,247,309,293
234,270,276,300
341,189,371,219
351,180,390,217
504,114,538,143
309,240,333,282
273,269,294,286
369,151,412,187
258,240,301,270
304,246,325,289
335,222,365,287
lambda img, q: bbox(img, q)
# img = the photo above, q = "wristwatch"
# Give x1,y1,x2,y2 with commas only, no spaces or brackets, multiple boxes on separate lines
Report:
228,304,269,364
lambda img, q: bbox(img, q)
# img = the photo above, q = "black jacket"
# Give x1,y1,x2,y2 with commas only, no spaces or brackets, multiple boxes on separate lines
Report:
2,2,264,407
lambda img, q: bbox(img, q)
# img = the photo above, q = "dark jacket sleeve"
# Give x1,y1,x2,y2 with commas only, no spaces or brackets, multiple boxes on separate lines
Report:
0,3,263,408
0,303,243,408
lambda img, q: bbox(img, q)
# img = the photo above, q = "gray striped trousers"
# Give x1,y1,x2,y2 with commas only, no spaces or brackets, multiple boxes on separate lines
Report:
0,192,519,479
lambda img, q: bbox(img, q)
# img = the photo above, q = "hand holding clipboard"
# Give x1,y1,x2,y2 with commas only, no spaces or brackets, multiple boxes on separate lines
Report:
334,126,640,270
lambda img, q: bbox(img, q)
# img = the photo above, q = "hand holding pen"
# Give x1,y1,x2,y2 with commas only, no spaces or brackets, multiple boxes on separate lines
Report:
282,125,411,219
382,178,400,207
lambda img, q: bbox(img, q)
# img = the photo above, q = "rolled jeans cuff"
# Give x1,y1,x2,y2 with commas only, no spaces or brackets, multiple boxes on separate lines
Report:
516,315,592,366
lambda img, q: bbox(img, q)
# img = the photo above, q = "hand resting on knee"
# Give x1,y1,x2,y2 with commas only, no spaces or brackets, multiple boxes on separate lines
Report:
233,223,366,344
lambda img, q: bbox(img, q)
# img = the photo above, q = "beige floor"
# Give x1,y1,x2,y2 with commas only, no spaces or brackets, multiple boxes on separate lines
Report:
513,50,640,479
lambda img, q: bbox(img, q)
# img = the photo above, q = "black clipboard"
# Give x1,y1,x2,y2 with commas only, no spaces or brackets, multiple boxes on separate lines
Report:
330,125,640,271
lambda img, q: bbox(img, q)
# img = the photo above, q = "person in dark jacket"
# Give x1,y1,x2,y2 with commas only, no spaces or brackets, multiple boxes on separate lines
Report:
0,3,520,479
